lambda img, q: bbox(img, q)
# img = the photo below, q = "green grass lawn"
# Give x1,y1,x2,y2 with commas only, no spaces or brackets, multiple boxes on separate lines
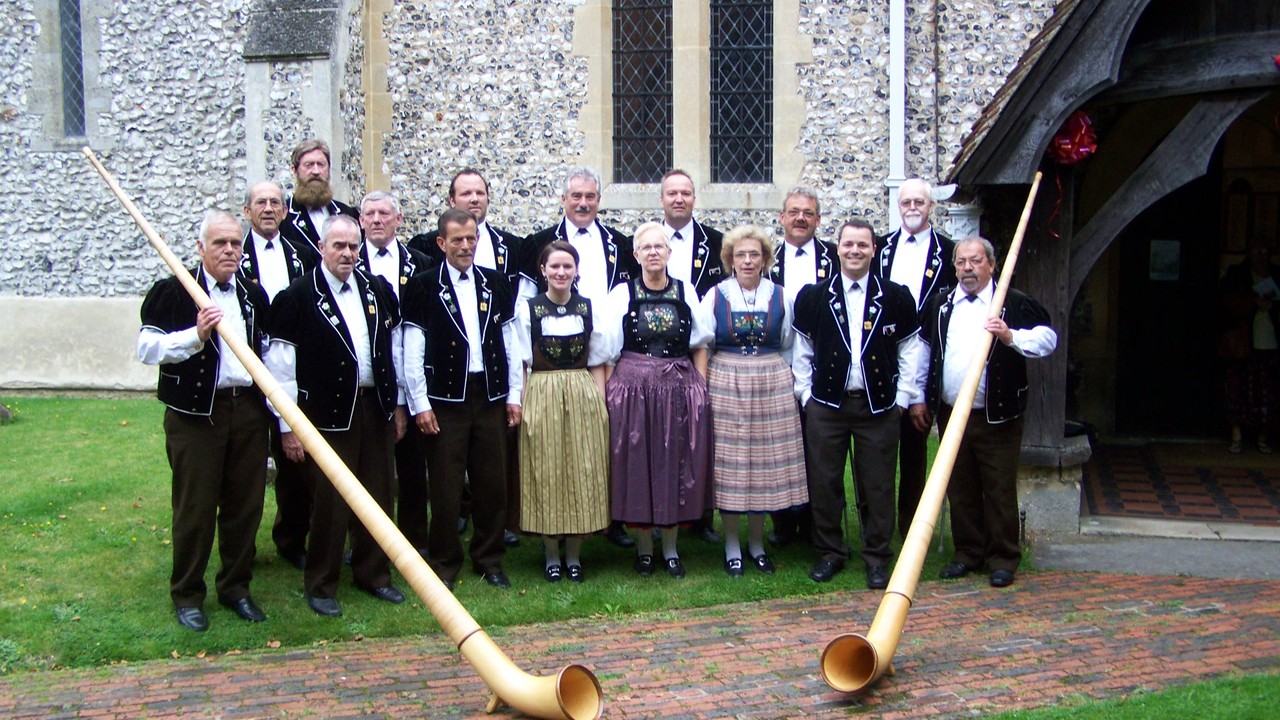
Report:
0,395,946,672
993,672,1279,720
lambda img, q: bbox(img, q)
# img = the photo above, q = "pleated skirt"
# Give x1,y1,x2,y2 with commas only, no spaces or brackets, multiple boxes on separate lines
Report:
519,369,611,535
707,352,809,512
607,351,714,526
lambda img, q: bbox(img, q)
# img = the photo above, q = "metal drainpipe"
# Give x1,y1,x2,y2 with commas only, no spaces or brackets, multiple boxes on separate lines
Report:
885,0,906,225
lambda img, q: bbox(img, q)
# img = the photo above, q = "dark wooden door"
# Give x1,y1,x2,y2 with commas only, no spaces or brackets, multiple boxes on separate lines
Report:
1114,174,1221,436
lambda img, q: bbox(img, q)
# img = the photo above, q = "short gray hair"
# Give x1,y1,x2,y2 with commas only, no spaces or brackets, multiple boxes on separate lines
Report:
198,210,241,244
561,166,602,197
954,235,998,268
783,185,821,214
320,214,361,244
360,190,401,215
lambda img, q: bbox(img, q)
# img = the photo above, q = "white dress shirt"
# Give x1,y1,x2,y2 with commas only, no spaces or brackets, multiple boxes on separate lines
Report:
664,220,696,287
251,231,292,300
323,266,375,389
366,242,402,300
135,277,252,389
782,238,819,305
474,220,498,272
568,221,609,304
887,227,930,307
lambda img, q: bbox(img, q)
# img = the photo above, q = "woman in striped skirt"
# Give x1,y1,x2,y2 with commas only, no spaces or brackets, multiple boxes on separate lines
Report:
515,241,612,583
701,225,808,577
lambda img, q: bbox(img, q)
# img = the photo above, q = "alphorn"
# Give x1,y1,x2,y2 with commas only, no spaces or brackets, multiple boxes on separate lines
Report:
820,172,1044,693
83,148,603,720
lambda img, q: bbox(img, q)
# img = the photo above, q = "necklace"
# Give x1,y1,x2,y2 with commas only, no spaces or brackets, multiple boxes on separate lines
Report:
738,281,760,310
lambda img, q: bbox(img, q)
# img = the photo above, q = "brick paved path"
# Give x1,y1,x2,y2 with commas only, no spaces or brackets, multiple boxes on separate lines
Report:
2,571,1277,719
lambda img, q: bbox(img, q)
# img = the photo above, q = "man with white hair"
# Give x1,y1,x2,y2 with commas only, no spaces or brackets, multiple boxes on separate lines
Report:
873,178,956,538
138,210,272,631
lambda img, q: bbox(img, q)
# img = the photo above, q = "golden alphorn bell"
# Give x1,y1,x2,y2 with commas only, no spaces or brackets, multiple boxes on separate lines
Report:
83,148,603,720
820,172,1044,693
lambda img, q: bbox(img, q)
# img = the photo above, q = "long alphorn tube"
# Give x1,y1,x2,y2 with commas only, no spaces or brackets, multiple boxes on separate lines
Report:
84,148,603,720
820,172,1043,693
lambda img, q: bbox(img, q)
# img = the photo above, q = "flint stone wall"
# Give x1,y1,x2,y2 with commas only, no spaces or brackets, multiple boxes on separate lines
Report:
2,0,1056,302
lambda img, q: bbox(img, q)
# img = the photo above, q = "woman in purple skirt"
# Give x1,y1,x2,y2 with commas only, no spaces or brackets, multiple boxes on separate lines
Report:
604,221,715,578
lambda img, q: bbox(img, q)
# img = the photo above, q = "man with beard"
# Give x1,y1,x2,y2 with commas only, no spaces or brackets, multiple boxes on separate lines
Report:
872,178,956,538
519,166,637,549
138,210,272,630
239,180,319,571
265,215,407,617
909,236,1056,588
356,190,433,555
281,139,360,253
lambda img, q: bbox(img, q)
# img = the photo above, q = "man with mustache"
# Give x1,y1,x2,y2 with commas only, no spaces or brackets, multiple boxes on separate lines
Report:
402,208,524,590
239,180,319,571
138,210,272,630
766,185,839,549
280,139,360,254
909,236,1057,588
265,215,407,617
520,166,638,549
872,178,956,538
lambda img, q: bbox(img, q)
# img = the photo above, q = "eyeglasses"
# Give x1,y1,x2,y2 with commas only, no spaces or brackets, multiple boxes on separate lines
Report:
733,251,763,261
899,198,930,208
784,209,818,220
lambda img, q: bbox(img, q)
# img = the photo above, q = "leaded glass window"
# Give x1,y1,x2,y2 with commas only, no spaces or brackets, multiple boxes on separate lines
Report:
612,0,673,183
59,0,86,137
710,0,772,183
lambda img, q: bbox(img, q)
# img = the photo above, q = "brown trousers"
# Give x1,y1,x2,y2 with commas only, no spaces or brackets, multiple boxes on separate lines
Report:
164,391,269,608
938,405,1025,572
303,394,396,599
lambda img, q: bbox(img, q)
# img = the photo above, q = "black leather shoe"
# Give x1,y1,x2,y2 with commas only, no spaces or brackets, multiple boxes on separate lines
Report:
566,564,585,583
634,554,655,576
866,565,889,590
503,530,521,547
278,550,306,570
362,585,405,604
175,606,208,632
221,597,266,622
606,523,636,548
482,571,511,589
989,569,1016,588
809,559,842,583
665,557,686,578
939,562,973,580
724,557,744,577
544,564,563,583
697,525,721,544
306,595,342,617
750,553,776,575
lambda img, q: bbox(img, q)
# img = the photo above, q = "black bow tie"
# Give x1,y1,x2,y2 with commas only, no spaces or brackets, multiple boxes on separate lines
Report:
340,282,351,294
459,271,469,282
963,294,978,303
264,238,275,250
215,281,232,293
376,247,390,257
